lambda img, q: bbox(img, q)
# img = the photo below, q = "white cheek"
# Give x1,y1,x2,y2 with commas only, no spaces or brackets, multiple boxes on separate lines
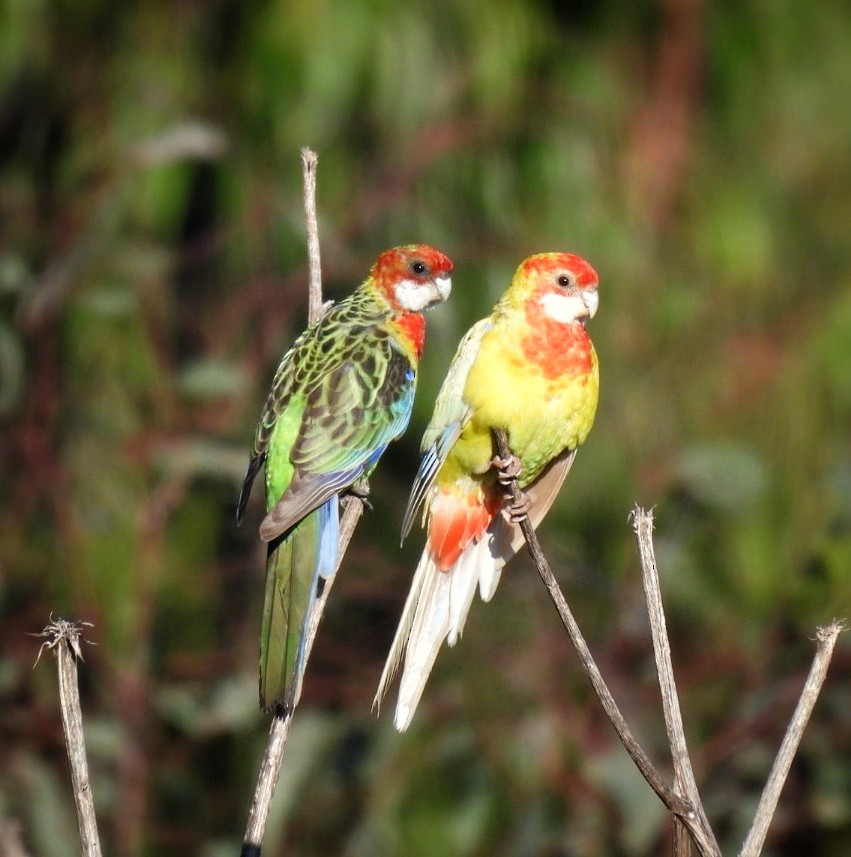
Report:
394,278,432,312
540,292,588,323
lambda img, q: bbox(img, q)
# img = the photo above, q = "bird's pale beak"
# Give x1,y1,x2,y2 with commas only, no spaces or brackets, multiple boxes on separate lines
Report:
581,289,599,319
434,275,452,302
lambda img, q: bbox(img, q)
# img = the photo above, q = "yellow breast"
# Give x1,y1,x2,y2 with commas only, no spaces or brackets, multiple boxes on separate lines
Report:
456,320,599,486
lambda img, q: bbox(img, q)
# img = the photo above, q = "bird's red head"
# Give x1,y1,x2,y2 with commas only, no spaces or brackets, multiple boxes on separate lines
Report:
513,252,599,324
370,245,454,313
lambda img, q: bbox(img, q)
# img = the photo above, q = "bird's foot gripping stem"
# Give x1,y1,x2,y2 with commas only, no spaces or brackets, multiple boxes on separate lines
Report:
504,491,531,523
492,454,522,485
491,453,530,523
346,477,373,511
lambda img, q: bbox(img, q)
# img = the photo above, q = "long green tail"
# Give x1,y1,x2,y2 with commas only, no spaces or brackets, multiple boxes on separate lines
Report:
259,497,339,713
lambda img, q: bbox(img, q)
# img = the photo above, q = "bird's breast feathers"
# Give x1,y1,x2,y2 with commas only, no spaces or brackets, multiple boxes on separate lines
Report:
462,316,599,482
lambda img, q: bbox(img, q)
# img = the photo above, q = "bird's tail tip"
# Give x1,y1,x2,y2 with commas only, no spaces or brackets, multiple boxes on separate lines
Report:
394,704,413,732
370,690,383,717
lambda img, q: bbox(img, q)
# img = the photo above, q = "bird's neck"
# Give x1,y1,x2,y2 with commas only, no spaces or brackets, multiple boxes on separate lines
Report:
517,302,594,379
390,311,426,361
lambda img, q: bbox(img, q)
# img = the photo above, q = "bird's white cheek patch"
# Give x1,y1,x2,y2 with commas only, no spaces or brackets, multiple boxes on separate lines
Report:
540,292,588,323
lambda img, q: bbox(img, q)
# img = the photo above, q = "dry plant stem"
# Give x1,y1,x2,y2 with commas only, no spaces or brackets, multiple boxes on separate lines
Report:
241,713,292,857
491,431,721,855
242,150,367,855
36,619,102,857
301,147,323,325
632,507,720,857
738,621,845,857
673,822,692,857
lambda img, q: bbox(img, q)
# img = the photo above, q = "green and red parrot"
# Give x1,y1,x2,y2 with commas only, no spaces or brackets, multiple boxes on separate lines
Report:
374,252,600,730
238,245,453,714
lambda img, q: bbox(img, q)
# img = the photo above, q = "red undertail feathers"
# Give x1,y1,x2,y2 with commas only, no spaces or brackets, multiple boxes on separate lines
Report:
427,488,501,571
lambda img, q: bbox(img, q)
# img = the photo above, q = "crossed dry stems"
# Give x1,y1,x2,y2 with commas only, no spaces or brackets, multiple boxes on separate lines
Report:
492,435,844,856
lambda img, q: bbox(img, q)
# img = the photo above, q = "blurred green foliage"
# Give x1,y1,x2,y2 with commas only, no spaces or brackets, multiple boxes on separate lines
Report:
1,0,850,854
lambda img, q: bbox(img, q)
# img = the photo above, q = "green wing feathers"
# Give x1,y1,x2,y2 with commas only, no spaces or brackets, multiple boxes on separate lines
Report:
245,290,420,713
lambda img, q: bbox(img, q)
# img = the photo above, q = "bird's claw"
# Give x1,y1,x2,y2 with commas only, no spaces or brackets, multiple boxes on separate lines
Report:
347,478,373,511
491,453,522,485
491,453,528,520
504,491,531,523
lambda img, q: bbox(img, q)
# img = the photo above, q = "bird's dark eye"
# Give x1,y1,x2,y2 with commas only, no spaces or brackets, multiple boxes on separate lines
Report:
557,274,571,288
410,260,427,276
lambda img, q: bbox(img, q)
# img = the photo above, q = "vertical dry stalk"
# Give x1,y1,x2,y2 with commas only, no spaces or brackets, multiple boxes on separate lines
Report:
35,619,102,857
301,147,323,325
240,713,292,857
241,149,367,855
738,621,845,857
632,506,719,856
241,498,365,854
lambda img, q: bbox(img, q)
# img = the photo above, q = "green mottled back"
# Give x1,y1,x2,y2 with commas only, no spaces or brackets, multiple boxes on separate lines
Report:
237,245,453,714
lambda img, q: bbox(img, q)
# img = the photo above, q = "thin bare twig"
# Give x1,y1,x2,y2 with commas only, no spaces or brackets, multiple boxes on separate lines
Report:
240,713,292,857
492,430,725,855
739,621,845,857
34,618,102,857
632,506,720,857
301,148,323,325
241,151,367,856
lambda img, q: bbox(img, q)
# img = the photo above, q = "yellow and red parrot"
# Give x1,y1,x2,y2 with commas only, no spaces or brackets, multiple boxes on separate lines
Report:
375,252,600,730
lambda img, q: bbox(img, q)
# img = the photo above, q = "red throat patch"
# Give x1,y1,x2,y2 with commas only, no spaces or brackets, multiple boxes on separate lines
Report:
394,312,427,360
520,292,594,379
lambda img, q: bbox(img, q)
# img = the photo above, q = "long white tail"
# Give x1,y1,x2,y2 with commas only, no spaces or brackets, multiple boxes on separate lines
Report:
374,448,580,731
374,532,505,731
